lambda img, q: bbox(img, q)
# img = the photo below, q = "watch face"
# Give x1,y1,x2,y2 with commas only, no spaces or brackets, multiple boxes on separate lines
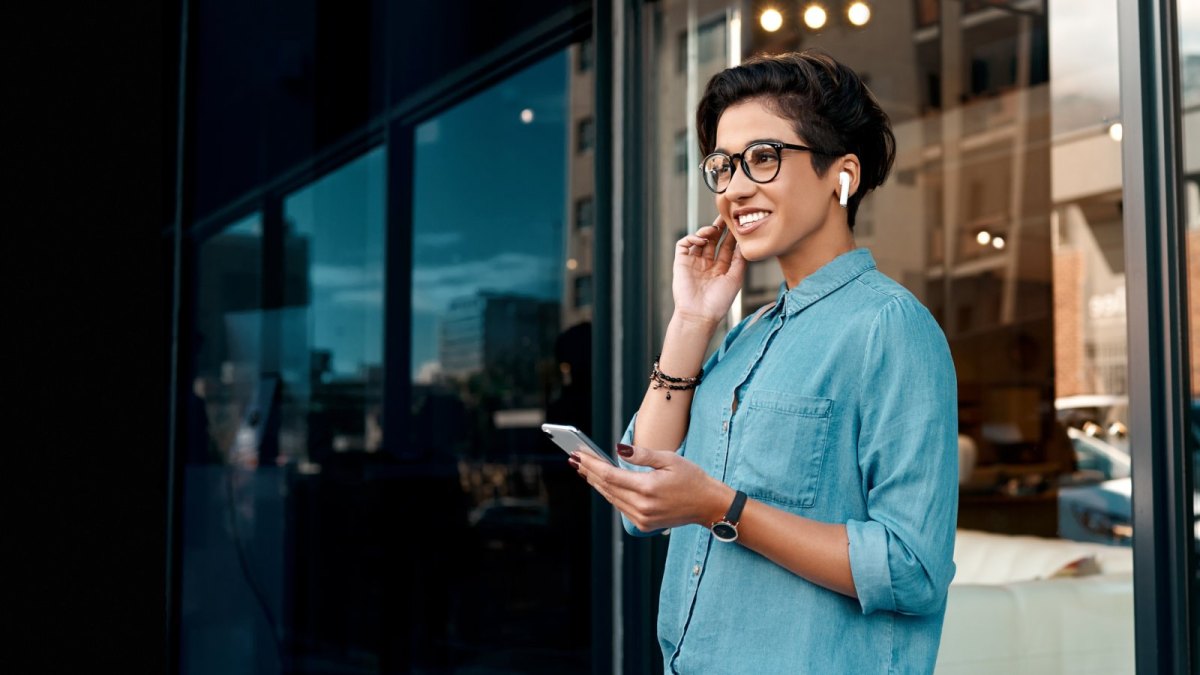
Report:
711,521,738,542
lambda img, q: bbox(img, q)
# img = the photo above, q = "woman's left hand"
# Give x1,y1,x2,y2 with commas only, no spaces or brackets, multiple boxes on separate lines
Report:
571,444,733,532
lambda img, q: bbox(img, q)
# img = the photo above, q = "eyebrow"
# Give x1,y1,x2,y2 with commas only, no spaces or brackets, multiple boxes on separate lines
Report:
711,138,792,154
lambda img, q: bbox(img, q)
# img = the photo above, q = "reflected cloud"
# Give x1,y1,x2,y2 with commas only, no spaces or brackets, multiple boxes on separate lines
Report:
331,289,384,307
311,264,384,289
416,119,441,145
415,232,466,248
1050,0,1119,91
413,252,558,313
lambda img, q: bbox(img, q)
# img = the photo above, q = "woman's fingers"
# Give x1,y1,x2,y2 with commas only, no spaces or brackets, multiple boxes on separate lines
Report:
714,225,736,267
677,218,725,258
574,454,647,501
728,242,747,276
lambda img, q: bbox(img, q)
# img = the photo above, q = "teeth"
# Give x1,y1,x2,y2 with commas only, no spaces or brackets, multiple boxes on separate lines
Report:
738,211,768,226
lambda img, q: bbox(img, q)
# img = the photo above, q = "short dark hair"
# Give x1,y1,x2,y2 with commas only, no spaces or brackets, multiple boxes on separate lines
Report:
696,49,896,228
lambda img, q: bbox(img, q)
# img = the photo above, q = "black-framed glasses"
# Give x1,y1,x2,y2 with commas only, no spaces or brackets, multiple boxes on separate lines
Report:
699,140,827,194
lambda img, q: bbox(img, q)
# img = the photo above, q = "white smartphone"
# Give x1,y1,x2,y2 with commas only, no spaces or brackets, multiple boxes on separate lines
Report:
541,423,620,466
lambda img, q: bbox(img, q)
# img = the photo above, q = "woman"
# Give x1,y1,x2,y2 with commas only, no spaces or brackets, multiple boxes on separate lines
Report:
571,50,958,674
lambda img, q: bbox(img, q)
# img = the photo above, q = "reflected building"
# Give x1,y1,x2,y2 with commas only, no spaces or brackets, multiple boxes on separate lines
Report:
645,1,1151,538
565,39,597,329
439,292,560,402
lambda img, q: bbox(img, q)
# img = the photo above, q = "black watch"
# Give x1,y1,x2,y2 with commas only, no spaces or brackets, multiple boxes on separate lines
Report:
710,490,747,543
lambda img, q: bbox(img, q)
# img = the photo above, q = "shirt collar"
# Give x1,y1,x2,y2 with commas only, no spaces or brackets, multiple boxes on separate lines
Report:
772,248,877,316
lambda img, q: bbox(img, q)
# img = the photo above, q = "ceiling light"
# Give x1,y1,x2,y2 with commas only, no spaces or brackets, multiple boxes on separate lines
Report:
992,236,1006,250
847,1,871,27
976,231,992,245
760,8,783,32
1108,122,1123,142
803,4,828,29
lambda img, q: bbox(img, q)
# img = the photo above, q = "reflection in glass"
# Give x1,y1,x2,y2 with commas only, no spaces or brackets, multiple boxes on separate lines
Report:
180,147,388,673
1177,1,1200,669
409,48,593,671
188,212,264,468
646,0,1134,671
282,147,386,464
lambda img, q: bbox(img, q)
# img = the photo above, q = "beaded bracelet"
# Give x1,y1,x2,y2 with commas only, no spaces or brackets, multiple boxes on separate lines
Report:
650,355,702,400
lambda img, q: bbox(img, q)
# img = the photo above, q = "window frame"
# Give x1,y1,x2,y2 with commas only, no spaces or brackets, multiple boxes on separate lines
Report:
1117,0,1196,672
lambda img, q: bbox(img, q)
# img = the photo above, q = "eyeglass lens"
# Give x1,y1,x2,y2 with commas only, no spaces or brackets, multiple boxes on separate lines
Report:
702,143,782,193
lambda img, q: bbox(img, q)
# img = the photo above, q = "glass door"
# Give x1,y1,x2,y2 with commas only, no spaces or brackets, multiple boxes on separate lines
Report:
407,43,596,671
1175,1,1200,670
642,1,1136,671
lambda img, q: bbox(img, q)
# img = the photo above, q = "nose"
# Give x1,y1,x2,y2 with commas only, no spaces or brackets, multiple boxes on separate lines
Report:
723,160,757,200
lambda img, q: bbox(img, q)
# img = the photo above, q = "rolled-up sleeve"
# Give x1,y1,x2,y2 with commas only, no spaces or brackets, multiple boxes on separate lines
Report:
846,297,958,616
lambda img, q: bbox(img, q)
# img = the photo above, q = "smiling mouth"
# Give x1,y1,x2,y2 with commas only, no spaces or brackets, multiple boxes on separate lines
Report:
736,211,771,233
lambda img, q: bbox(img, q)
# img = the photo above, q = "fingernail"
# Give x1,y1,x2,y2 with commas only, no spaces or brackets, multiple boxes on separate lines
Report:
568,455,580,468
617,443,634,458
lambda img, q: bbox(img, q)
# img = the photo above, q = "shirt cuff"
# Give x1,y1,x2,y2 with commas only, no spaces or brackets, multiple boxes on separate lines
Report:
618,413,665,537
846,518,896,614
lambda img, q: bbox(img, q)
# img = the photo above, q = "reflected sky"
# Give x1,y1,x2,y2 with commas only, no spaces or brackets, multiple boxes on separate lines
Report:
1049,0,1120,135
285,147,387,376
411,51,568,376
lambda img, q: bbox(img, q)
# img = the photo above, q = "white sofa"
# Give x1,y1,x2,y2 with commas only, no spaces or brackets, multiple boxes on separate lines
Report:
935,529,1134,674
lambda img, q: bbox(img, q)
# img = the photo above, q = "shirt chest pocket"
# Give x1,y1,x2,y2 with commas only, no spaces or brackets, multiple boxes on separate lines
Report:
730,390,834,509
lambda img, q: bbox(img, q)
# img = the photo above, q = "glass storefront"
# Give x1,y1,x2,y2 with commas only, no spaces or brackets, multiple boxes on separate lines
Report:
170,0,1199,672
178,41,596,672
406,48,593,670
643,0,1136,670
181,148,388,672
1177,1,1200,672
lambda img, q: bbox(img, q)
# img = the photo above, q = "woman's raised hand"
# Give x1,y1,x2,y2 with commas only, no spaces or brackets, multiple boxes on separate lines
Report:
672,215,747,326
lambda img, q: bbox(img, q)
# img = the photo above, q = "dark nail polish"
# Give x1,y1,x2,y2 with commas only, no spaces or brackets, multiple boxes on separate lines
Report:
617,444,634,458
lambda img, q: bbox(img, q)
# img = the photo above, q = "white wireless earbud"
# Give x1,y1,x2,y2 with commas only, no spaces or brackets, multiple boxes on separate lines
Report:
838,171,851,207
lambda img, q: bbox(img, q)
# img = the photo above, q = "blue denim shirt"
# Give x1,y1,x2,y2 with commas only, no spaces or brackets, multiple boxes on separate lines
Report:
621,248,958,674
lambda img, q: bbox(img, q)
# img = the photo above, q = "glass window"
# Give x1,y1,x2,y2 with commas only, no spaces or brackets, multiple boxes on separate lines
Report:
577,116,595,153
409,47,593,671
280,147,386,456
185,212,264,468
178,147,387,672
644,0,1135,670
1177,1,1200,670
696,16,725,64
576,196,594,230
578,37,594,72
674,129,689,174
574,274,593,308
180,212,286,674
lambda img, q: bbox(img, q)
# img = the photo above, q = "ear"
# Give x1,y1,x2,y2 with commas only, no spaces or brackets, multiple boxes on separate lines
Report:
835,155,862,205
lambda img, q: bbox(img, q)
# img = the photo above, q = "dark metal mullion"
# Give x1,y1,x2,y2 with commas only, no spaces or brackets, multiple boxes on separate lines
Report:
1117,0,1194,673
616,1,661,674
592,1,616,674
381,121,414,462
164,0,192,669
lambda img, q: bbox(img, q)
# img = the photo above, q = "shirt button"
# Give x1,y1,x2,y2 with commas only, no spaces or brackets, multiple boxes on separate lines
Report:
693,565,701,576
722,421,728,432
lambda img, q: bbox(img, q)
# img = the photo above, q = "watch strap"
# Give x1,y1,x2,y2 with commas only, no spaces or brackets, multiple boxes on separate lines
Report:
723,489,747,524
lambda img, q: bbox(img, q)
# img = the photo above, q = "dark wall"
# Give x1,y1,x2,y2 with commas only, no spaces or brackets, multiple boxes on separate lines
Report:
4,2,174,672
